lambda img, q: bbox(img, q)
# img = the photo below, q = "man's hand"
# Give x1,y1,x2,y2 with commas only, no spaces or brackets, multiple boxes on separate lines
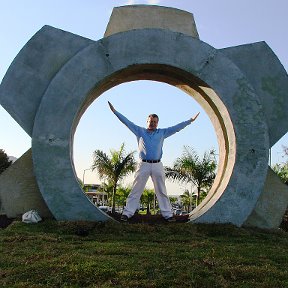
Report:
108,101,115,113
191,112,200,122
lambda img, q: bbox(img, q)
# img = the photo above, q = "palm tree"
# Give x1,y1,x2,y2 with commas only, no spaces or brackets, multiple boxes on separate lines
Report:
97,181,114,206
169,196,178,206
180,190,192,212
92,143,136,213
116,185,132,210
141,188,155,215
165,146,217,207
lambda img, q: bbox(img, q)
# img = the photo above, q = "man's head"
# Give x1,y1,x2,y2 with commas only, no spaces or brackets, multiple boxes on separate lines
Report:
147,114,159,131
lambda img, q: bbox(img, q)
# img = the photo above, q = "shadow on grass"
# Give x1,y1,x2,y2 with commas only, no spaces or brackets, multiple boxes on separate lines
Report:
2,210,288,234
108,212,189,224
0,215,14,229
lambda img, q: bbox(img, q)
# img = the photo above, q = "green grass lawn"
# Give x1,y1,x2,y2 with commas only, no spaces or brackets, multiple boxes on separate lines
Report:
1,220,288,288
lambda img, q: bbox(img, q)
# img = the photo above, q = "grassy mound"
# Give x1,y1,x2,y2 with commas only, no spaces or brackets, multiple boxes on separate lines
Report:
1,220,288,287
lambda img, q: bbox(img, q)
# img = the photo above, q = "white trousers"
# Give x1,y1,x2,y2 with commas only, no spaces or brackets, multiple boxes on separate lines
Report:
123,161,173,219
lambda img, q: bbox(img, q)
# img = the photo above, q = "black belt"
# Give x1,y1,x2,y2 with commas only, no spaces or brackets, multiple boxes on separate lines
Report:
142,159,160,163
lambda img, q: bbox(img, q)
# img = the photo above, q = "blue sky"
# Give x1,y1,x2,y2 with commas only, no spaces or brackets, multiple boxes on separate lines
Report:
1,0,288,195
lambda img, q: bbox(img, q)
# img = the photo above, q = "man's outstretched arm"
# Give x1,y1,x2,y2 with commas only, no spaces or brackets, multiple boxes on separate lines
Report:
107,101,140,135
191,112,200,122
163,111,200,138
108,101,116,113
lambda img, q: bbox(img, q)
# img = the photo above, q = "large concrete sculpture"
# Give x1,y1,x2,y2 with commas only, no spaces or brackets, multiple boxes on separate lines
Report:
0,5,288,228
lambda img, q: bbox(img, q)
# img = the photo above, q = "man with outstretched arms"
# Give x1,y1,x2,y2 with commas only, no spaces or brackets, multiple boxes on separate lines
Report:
108,101,200,222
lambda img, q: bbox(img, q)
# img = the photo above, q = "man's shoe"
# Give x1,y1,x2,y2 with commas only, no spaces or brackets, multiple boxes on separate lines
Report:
166,216,176,223
120,214,129,222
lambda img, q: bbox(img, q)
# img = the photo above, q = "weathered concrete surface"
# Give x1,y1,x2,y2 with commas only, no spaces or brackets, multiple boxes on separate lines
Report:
218,42,288,229
31,27,268,226
104,6,288,228
221,42,288,147
0,149,52,218
0,26,93,136
104,5,199,39
0,5,287,227
244,167,288,229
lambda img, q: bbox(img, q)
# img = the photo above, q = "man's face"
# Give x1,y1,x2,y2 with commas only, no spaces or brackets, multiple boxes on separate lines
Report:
147,116,158,131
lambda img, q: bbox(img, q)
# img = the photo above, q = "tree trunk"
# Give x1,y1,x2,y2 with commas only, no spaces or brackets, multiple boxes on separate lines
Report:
112,184,117,214
196,186,201,207
147,203,151,215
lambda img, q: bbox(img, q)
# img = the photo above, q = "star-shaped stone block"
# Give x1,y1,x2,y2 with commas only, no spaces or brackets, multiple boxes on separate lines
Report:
0,5,287,228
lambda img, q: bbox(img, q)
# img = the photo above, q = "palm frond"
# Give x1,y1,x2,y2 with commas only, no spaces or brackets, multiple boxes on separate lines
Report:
165,145,217,206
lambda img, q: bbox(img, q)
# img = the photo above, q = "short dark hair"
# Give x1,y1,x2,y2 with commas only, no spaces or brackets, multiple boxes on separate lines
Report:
148,114,159,121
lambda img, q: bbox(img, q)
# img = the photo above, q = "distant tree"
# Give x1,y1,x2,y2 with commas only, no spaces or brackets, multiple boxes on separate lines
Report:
141,188,155,215
0,149,12,175
165,146,217,207
169,196,178,205
97,181,114,206
92,143,136,213
116,185,131,209
180,190,192,212
272,162,288,185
